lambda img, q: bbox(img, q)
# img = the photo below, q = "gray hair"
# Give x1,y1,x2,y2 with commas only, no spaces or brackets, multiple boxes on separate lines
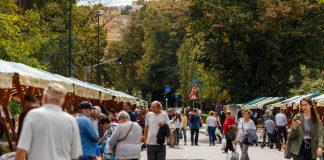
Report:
94,106,101,114
117,111,130,120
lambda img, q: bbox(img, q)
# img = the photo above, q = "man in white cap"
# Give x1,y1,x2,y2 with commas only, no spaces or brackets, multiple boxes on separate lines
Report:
15,83,82,160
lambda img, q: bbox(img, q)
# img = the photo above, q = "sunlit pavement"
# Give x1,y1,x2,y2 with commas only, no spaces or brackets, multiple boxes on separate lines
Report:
140,127,285,160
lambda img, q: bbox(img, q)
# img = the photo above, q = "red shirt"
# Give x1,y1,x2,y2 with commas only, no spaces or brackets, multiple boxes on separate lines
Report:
223,117,236,135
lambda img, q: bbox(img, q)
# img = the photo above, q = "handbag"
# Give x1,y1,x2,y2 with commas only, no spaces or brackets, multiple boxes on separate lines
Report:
226,144,239,160
242,121,253,145
112,123,134,155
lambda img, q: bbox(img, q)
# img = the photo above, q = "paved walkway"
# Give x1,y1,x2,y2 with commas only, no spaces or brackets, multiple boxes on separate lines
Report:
141,128,285,160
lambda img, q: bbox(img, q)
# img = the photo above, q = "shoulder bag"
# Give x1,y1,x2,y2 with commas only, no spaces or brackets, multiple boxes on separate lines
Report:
113,123,134,153
242,121,252,145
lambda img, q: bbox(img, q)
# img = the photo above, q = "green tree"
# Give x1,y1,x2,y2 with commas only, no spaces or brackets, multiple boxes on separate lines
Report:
0,0,44,68
188,0,324,102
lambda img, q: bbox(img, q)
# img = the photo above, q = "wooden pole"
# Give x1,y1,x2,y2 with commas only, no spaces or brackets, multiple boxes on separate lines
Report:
0,89,14,151
2,89,18,145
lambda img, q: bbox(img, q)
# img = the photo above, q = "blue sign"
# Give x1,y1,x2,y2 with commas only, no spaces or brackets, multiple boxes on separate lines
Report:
163,85,172,93
175,94,180,100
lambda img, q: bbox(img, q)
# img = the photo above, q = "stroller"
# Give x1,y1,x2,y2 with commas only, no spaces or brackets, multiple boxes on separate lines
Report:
261,119,277,149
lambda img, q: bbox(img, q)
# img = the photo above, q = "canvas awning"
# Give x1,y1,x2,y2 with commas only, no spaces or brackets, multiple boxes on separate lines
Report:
244,97,282,109
317,98,324,107
0,60,74,92
289,93,320,109
0,60,144,105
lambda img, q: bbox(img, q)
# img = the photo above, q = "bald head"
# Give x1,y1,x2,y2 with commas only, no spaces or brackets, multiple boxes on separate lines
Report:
92,106,101,119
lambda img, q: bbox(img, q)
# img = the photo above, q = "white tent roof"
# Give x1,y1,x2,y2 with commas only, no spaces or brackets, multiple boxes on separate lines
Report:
0,60,144,104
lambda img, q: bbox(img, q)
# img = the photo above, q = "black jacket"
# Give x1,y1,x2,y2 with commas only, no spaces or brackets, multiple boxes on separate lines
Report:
156,124,170,146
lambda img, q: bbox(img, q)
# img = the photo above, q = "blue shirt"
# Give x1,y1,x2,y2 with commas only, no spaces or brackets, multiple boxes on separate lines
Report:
128,111,137,122
76,114,99,157
190,114,200,129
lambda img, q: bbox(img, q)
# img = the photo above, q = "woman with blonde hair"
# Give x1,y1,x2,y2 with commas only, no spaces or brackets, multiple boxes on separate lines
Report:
206,111,217,146
238,109,256,160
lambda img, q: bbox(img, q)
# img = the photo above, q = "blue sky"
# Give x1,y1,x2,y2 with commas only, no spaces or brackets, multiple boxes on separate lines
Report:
78,0,133,6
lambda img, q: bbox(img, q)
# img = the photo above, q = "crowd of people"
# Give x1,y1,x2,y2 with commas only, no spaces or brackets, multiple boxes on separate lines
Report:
8,82,324,160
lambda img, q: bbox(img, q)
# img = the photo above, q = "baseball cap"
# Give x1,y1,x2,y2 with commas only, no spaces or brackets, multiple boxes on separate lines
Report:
79,101,95,110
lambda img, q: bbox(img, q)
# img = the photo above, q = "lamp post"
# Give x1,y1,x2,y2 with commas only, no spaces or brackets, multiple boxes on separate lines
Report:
97,10,106,84
68,0,72,77
166,98,168,111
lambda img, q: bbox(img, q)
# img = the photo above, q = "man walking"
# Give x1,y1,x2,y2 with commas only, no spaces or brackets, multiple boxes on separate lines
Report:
144,101,169,160
123,102,137,122
15,83,82,160
261,110,274,146
275,108,287,151
76,101,99,160
190,109,200,146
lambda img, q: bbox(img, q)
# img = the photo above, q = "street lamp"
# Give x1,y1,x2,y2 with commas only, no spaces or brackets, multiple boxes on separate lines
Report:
97,10,106,84
68,0,72,77
166,98,168,111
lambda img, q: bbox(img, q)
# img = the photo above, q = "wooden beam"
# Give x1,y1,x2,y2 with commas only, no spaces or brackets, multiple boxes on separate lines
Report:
13,75,26,110
2,89,17,145
0,89,14,151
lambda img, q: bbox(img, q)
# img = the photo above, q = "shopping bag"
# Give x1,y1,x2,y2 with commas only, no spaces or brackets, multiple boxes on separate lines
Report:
221,141,226,151
226,151,239,160
226,145,239,160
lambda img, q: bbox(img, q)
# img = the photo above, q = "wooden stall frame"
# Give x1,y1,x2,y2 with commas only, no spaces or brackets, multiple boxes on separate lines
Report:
0,89,16,151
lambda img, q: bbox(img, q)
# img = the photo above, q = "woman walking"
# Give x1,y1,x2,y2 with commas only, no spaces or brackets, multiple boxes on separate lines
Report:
238,109,256,160
109,111,142,160
171,111,182,148
223,111,236,153
206,111,217,146
180,111,187,145
215,112,222,144
288,97,323,160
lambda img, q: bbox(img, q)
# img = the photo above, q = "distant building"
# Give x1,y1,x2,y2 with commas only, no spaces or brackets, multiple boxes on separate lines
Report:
129,1,143,13
100,9,130,41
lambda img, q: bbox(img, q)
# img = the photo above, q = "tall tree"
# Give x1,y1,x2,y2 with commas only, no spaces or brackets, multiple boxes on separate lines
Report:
188,0,324,102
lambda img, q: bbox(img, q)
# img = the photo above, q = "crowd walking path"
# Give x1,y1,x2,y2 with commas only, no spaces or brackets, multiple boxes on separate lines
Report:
141,126,285,160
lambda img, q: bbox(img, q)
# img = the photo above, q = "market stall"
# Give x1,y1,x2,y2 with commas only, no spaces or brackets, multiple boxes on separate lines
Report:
0,60,146,151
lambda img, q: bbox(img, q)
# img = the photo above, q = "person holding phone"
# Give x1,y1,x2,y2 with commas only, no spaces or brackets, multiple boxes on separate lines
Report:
288,97,323,160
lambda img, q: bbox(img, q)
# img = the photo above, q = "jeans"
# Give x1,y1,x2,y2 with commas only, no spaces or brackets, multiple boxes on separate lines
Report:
191,128,199,145
207,126,216,145
293,139,314,160
79,156,95,160
277,126,287,150
239,142,250,160
147,145,166,160
174,128,180,145
225,138,234,153
181,127,187,143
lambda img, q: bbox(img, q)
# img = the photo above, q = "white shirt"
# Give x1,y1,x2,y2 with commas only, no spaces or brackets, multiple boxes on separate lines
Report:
275,113,287,126
171,118,181,129
206,116,217,127
92,118,99,136
18,104,82,160
145,112,169,145
237,119,256,142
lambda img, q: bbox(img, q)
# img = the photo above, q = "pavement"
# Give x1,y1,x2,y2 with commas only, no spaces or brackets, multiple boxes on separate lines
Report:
140,126,286,160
